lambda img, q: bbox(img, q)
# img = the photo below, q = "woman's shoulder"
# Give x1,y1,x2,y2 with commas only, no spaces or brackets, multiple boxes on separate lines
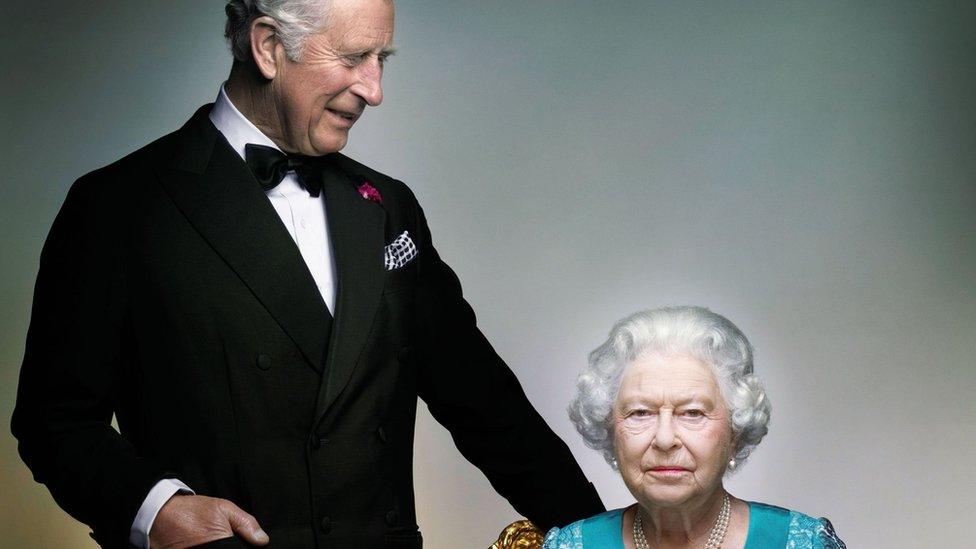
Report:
747,501,846,549
542,508,626,549
786,509,846,549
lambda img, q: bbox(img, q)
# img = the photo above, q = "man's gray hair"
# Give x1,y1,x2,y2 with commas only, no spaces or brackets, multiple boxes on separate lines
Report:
569,306,771,471
224,0,333,62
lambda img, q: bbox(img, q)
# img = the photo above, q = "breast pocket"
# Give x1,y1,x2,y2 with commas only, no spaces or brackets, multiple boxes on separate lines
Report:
382,262,417,295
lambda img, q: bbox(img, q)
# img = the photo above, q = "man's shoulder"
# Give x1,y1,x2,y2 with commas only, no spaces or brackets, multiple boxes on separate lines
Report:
62,135,173,216
73,105,211,194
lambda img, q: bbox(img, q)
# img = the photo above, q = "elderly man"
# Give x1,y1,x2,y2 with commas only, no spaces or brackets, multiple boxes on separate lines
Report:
11,1,603,547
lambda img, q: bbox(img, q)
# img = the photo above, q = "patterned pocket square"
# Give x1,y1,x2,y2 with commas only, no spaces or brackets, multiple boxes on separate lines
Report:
384,231,418,271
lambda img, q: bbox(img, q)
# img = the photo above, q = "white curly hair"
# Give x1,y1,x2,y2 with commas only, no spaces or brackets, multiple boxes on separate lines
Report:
224,0,334,62
569,306,771,472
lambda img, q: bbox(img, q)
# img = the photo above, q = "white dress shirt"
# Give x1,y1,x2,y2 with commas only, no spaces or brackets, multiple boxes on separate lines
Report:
209,84,338,311
129,85,337,548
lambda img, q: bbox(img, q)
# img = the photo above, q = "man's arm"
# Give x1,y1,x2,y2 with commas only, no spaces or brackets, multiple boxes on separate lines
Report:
13,176,272,549
131,479,193,548
407,192,604,530
11,176,178,547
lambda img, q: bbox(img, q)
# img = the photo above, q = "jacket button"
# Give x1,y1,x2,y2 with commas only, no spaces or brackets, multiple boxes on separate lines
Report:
377,427,387,443
385,510,398,526
320,516,332,534
396,346,413,363
256,354,272,370
310,436,329,450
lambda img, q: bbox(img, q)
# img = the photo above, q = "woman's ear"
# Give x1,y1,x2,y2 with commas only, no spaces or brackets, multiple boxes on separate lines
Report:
727,436,739,469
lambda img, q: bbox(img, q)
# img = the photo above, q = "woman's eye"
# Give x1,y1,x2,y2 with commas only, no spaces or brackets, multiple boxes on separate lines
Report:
629,409,651,417
681,409,704,418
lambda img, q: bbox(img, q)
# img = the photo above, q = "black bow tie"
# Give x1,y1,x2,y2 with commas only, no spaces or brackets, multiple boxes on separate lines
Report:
244,143,325,197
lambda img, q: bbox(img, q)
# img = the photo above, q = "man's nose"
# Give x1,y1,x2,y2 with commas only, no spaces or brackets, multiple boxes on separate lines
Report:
651,412,679,451
353,60,384,107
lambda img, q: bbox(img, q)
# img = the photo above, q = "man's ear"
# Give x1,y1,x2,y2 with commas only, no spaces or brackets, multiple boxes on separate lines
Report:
249,16,283,80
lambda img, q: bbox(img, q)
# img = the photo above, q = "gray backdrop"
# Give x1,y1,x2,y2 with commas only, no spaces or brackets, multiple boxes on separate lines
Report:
2,1,974,547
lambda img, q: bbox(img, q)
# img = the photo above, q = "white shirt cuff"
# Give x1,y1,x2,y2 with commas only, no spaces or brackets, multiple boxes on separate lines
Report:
129,478,194,549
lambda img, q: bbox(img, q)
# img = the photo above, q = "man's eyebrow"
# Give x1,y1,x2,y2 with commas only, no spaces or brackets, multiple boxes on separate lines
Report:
342,46,397,58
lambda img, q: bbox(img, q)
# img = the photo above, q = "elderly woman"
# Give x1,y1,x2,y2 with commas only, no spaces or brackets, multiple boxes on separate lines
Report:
543,306,845,548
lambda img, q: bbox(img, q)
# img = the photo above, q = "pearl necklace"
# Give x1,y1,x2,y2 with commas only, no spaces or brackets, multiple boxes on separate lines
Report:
632,494,731,549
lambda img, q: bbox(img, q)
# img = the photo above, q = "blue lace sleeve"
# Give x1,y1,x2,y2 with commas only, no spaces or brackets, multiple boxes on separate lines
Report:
542,522,584,549
787,512,846,549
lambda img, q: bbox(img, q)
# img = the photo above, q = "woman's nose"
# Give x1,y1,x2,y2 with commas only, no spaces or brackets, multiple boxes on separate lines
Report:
651,412,679,450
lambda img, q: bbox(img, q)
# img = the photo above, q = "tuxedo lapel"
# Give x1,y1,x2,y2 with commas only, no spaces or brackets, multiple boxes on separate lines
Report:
157,107,330,374
314,160,386,424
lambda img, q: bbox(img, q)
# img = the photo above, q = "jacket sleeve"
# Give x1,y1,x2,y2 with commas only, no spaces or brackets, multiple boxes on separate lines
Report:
11,176,174,548
407,190,604,530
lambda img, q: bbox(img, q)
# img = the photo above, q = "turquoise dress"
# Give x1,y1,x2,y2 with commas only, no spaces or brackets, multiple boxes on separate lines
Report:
542,502,845,548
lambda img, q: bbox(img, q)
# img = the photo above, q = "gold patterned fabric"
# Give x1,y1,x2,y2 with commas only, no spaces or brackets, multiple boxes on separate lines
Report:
490,520,545,549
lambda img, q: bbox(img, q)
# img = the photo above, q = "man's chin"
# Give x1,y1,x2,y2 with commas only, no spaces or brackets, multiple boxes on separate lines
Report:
309,132,348,156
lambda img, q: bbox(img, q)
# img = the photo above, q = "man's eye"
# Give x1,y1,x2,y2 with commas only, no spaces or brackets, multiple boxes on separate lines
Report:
630,409,651,417
343,54,367,66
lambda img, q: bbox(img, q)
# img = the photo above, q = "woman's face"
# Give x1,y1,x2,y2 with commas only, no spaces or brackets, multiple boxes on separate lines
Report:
612,353,734,510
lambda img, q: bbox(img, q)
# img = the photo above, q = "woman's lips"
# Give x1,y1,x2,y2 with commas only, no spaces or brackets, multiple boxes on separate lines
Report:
648,467,690,475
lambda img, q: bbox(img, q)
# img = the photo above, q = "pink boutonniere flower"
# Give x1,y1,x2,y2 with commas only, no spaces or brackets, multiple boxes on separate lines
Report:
357,181,382,204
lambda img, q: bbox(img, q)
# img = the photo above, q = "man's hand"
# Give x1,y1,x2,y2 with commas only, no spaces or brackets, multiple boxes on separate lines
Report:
149,494,270,548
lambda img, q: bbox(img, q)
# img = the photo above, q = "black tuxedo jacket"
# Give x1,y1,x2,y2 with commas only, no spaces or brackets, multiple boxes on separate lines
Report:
12,106,603,548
